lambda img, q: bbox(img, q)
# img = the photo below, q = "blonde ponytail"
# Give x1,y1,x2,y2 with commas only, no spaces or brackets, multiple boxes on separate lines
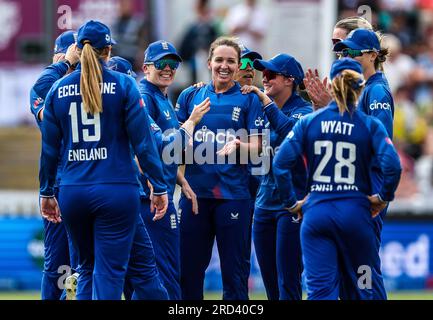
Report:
80,41,103,114
332,70,365,115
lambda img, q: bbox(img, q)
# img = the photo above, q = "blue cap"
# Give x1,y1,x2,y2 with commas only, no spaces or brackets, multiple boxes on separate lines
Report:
330,58,363,80
144,40,182,63
107,56,137,78
54,30,77,54
253,53,304,85
77,20,116,50
239,44,262,61
333,28,380,52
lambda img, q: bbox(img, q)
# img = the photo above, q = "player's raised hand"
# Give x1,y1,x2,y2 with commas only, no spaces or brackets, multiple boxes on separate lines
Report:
40,197,62,223
188,97,211,125
240,85,272,106
304,69,332,110
216,138,241,156
368,194,388,218
65,43,80,66
192,81,206,88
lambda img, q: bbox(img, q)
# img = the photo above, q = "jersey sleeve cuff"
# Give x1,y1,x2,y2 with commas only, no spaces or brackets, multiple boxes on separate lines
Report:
152,191,167,196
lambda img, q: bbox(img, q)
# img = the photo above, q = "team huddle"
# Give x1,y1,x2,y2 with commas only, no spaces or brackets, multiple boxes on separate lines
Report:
31,16,401,300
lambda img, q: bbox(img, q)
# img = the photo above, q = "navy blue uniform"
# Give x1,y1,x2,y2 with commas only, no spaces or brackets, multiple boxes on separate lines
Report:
354,71,394,300
138,79,182,299
39,64,167,300
176,82,265,300
253,93,312,300
30,61,76,300
273,102,401,299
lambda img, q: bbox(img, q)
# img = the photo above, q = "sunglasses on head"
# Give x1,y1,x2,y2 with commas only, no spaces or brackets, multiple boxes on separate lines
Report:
147,58,180,70
340,48,373,58
240,57,254,70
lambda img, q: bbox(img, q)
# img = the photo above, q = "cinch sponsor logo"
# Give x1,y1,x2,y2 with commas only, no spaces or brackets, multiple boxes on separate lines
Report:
194,126,237,144
255,117,265,127
369,100,391,111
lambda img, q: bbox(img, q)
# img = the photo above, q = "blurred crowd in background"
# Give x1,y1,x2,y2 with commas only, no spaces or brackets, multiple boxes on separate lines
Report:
1,0,433,203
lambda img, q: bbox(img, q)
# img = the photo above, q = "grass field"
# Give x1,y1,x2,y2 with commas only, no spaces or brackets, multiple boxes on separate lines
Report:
0,291,432,300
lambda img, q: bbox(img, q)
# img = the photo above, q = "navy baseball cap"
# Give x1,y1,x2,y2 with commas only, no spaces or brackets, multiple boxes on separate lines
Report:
107,56,137,78
239,44,262,61
144,40,182,63
254,53,304,85
54,30,77,54
333,28,380,52
330,58,363,80
77,20,116,49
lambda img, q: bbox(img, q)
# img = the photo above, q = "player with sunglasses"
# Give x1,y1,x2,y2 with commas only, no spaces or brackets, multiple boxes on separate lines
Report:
304,16,373,110
241,53,312,300
333,28,393,300
236,46,262,86
139,40,186,300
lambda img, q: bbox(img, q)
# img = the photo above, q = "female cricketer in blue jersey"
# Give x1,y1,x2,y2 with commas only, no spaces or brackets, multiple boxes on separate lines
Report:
39,20,168,300
241,53,312,300
334,28,393,300
138,40,186,300
273,58,401,300
175,37,265,300
30,30,79,300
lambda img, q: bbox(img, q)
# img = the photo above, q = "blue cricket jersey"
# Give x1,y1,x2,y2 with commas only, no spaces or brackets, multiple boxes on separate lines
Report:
176,82,265,199
139,79,181,200
138,114,189,199
255,92,312,211
358,72,394,139
273,101,402,209
30,61,70,126
39,63,167,197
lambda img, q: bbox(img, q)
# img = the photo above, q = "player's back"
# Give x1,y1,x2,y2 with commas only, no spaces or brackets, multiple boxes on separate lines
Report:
44,67,140,186
302,102,381,205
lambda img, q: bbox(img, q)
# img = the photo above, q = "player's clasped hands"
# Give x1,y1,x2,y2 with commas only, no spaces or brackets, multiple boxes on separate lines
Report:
40,197,62,223
303,69,333,110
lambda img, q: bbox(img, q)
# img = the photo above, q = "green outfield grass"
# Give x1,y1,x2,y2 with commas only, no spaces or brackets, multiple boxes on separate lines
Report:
0,291,432,300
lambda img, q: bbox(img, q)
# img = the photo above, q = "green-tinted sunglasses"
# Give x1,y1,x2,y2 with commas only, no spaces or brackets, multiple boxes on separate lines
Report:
147,58,180,70
340,48,373,58
240,57,254,70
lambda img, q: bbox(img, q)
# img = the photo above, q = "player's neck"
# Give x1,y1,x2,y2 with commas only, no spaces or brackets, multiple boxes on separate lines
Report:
363,67,376,82
213,80,235,93
274,88,293,109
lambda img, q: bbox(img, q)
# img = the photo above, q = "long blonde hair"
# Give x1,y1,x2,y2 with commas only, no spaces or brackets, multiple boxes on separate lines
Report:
332,70,365,115
79,41,106,114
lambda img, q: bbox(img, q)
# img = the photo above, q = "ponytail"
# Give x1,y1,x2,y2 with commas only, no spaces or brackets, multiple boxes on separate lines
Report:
375,31,389,71
332,70,365,115
80,41,103,114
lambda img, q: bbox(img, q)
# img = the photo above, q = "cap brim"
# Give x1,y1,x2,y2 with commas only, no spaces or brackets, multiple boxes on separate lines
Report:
242,52,262,61
110,38,117,46
150,52,183,62
333,39,363,52
253,59,279,73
